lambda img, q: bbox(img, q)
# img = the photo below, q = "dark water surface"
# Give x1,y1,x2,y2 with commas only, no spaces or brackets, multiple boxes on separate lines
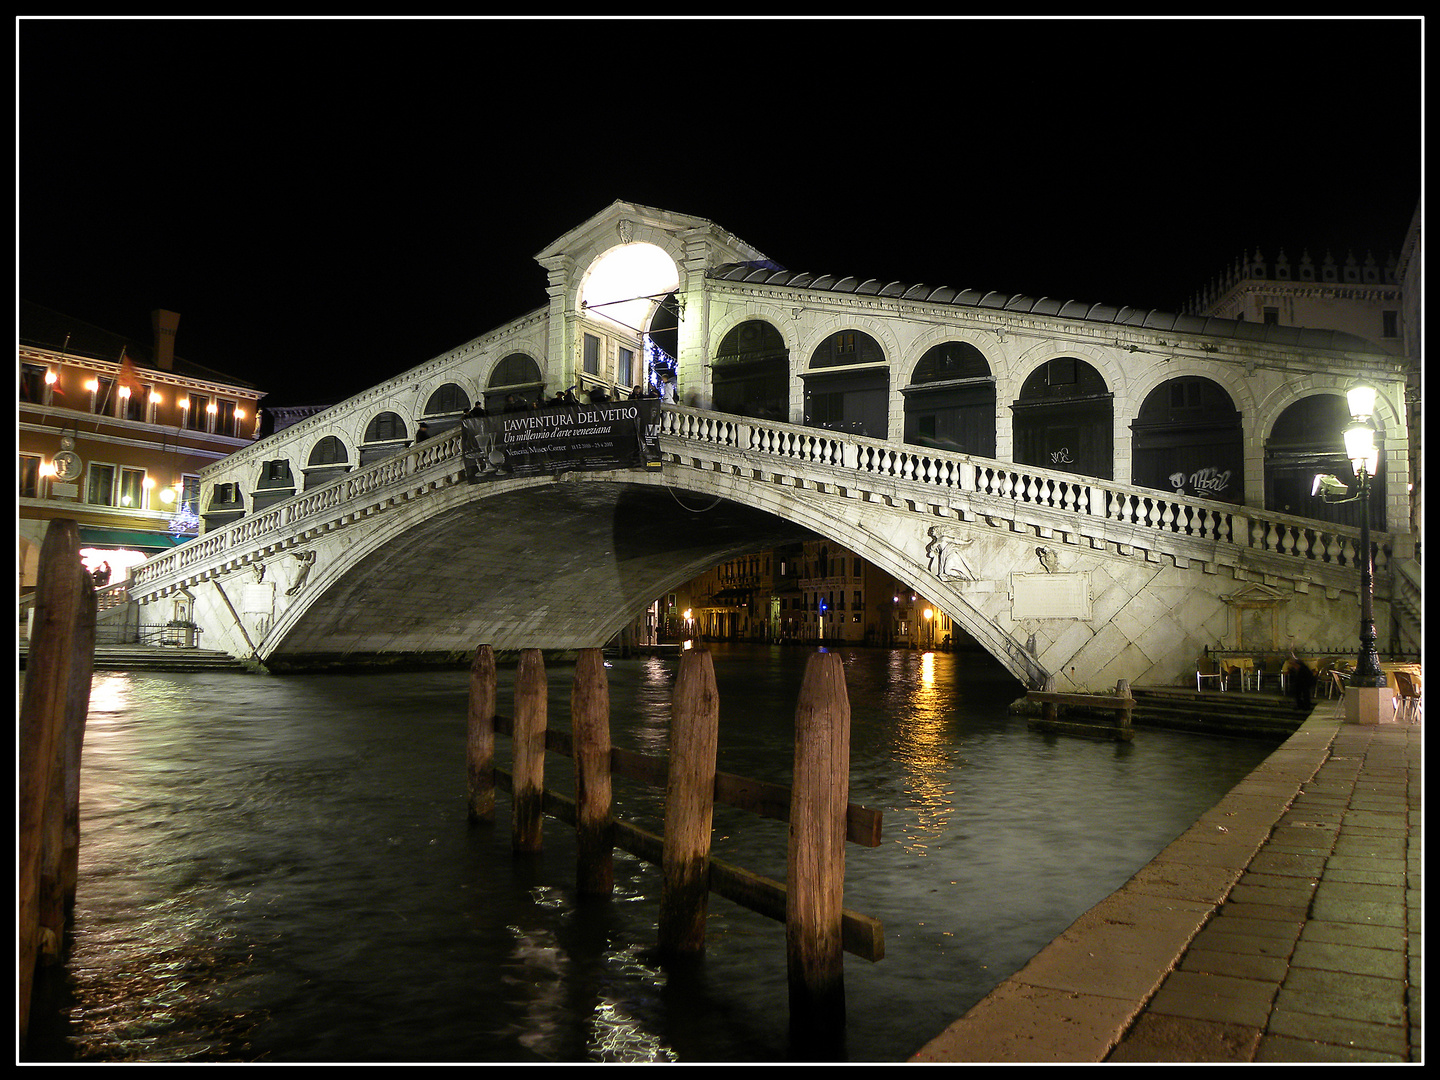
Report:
24,644,1281,1062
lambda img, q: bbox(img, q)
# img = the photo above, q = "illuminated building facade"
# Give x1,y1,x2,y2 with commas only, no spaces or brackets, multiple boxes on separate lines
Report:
18,303,264,593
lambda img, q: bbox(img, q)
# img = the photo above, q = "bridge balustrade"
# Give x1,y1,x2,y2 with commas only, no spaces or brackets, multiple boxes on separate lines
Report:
130,404,1393,603
657,406,1393,575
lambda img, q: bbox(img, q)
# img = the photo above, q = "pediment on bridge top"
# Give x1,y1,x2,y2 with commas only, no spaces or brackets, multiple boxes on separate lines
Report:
533,200,770,270
1222,582,1290,608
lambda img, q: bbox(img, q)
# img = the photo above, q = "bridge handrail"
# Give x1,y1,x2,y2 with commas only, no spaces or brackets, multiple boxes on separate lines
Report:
130,431,467,593
128,403,1397,599
657,405,1398,578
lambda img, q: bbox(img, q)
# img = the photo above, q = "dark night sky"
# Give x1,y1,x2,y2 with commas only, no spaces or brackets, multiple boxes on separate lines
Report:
18,16,1423,410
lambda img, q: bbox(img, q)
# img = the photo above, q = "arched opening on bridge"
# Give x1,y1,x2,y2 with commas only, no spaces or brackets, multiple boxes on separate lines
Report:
423,382,469,436
1265,394,1386,530
1131,377,1243,503
1012,357,1113,480
305,435,350,490
579,243,681,397
712,319,789,422
902,341,997,457
645,291,680,395
360,411,409,465
485,353,545,413
802,329,889,439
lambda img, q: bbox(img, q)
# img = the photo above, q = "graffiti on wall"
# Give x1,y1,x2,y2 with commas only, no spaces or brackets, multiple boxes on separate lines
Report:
1169,467,1232,497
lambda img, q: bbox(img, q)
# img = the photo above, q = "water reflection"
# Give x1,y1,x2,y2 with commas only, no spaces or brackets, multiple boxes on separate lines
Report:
24,648,1281,1063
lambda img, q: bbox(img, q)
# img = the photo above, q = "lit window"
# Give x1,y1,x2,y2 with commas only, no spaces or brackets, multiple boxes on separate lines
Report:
86,463,116,505
118,467,146,508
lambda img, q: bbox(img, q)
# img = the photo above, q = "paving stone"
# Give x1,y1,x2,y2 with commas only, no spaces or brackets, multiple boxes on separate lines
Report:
1309,895,1407,929
1248,850,1326,879
1106,1013,1260,1062
1255,1032,1405,1062
1275,973,1406,1026
1300,918,1406,953
1179,946,1289,983
1289,938,1406,979
1144,970,1279,1027
1265,1005,1410,1057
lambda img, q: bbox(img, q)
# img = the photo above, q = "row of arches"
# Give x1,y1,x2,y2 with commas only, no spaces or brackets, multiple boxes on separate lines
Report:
223,354,547,521
212,320,1384,535
713,320,1385,531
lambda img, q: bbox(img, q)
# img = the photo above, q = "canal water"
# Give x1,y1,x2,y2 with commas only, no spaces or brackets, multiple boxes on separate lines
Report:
25,644,1281,1063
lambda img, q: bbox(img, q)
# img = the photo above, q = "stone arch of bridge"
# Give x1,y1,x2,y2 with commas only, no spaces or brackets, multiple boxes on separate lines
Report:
251,466,1041,683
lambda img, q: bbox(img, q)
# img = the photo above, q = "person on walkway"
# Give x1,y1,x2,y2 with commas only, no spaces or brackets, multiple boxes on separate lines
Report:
1286,652,1318,710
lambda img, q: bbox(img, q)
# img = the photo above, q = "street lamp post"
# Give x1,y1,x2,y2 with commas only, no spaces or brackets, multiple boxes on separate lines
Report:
1313,385,1390,714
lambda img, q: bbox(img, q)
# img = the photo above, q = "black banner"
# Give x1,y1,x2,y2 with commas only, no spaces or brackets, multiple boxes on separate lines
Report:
461,399,662,481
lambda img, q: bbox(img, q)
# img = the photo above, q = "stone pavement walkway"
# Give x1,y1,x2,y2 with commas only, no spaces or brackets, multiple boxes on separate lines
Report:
911,702,1422,1063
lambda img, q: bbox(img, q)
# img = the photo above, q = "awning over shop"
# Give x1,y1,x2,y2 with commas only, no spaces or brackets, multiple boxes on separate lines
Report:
78,527,191,552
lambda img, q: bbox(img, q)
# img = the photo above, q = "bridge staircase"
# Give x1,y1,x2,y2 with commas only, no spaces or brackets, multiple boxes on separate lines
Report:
1393,557,1423,655
19,578,249,673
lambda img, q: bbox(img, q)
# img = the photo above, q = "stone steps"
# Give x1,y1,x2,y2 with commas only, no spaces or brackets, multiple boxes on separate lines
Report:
19,641,250,673
1129,686,1311,739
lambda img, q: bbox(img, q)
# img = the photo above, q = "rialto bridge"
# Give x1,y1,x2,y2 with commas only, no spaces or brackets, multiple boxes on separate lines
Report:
125,202,1417,687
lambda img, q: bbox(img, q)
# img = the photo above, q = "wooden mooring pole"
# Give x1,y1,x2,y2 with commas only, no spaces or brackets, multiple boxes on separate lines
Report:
466,644,497,823
658,648,720,956
572,647,614,896
787,650,850,1038
511,648,548,853
19,519,95,1045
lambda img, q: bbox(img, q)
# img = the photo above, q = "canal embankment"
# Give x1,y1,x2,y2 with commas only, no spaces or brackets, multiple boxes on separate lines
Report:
913,698,1421,1062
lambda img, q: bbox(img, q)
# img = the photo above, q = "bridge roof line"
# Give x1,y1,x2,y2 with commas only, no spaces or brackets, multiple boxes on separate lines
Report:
706,263,1382,353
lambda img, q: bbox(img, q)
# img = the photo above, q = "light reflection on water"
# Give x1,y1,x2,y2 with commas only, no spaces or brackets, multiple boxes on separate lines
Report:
23,645,1281,1062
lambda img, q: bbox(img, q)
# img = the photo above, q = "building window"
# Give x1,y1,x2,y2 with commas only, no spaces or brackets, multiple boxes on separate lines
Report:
19,454,41,498
20,364,47,403
583,333,601,376
425,382,469,416
118,467,146,509
309,436,348,466
120,384,149,423
86,463,116,506
618,346,635,386
186,393,209,431
1263,307,1280,326
92,377,114,414
1382,310,1399,338
212,482,243,506
180,476,201,515
215,400,238,437
364,411,406,443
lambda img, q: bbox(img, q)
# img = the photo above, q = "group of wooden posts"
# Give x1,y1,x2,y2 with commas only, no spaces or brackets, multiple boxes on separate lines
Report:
19,520,97,1045
465,643,886,1037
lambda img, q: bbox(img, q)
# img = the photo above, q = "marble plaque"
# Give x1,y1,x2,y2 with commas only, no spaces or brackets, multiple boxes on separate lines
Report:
1012,572,1091,620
